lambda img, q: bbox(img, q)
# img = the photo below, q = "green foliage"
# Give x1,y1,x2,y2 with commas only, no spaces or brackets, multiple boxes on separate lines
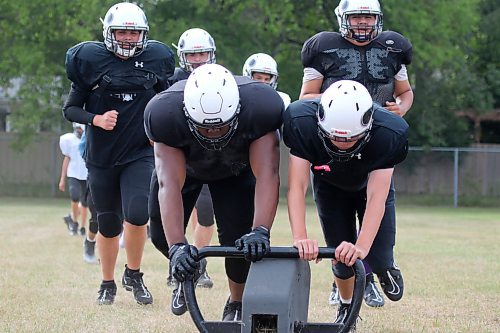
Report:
0,0,497,149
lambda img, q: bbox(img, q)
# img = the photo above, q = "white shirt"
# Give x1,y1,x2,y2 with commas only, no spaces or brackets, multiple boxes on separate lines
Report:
59,132,88,180
278,91,292,110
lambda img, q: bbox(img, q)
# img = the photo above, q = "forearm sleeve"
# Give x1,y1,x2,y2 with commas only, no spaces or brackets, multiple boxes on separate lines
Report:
62,84,94,126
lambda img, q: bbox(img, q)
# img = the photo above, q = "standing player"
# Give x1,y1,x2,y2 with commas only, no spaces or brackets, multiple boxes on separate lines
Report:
149,28,217,291
145,64,283,320
59,123,88,236
284,80,409,324
299,0,413,307
242,52,291,109
63,2,175,305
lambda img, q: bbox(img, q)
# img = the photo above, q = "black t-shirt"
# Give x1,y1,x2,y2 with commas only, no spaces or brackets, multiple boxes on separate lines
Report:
145,76,284,181
65,41,175,167
283,99,409,191
301,31,412,105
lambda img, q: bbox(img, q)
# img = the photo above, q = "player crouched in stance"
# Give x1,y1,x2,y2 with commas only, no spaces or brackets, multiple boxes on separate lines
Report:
63,2,175,305
283,80,408,326
145,64,283,320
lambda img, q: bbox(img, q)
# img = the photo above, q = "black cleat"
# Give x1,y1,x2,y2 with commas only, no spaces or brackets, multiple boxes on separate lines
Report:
196,258,213,288
334,302,350,325
171,282,187,315
328,282,340,305
222,298,242,322
83,238,98,264
122,265,153,305
63,215,77,235
364,273,385,307
97,281,117,305
377,264,404,302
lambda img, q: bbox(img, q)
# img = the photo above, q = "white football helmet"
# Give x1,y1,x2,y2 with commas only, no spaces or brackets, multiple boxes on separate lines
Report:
102,2,149,58
175,28,216,72
184,64,240,150
335,0,383,42
242,53,279,89
317,80,374,160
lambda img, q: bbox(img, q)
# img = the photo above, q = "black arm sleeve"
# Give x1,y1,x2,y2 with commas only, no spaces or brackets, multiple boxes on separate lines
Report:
62,83,94,126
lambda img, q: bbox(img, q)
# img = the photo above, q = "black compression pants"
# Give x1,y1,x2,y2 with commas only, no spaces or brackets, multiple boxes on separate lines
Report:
87,157,153,238
149,169,254,283
313,175,396,278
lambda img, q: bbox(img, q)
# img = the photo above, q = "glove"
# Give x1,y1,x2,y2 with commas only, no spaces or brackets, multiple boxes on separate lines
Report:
168,243,199,282
235,226,270,262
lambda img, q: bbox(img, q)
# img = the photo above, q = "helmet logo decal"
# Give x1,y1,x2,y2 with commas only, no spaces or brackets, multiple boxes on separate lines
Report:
386,40,395,45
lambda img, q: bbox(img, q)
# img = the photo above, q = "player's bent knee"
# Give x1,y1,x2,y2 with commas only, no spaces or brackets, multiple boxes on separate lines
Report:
98,212,122,238
333,262,355,280
225,258,250,284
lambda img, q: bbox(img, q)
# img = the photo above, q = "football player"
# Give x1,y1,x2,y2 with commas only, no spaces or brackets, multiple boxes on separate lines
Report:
145,64,283,321
149,28,217,297
299,0,412,308
242,52,291,109
62,2,175,305
284,80,409,325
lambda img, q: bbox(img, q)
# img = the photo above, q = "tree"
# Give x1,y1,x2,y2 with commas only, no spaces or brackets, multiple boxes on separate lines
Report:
0,0,114,149
0,0,496,149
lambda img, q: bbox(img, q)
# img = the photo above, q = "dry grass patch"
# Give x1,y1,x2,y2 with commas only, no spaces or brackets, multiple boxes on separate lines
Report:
0,198,499,332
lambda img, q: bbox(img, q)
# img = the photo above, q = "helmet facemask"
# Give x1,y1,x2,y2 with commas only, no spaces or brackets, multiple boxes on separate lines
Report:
104,28,148,58
102,2,149,58
316,103,373,162
242,53,279,89
185,105,240,151
343,13,383,42
175,28,216,72
335,0,383,43
179,50,216,73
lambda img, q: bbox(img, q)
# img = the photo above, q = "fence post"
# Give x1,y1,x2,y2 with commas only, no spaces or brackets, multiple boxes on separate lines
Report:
52,137,58,197
453,148,459,207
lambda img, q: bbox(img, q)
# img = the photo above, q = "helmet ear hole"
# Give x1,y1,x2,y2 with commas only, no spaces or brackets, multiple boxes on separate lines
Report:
361,108,373,126
317,103,325,121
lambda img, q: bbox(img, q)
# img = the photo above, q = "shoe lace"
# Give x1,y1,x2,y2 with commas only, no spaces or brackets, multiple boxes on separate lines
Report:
225,302,242,321
133,273,150,295
98,287,114,301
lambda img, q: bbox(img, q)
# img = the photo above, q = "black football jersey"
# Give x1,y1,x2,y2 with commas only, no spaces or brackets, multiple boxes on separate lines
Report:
283,99,409,191
65,41,175,167
168,67,190,86
301,31,412,105
145,76,284,181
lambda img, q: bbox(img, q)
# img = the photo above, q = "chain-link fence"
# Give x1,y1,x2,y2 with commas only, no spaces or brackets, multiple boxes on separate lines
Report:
1,134,499,206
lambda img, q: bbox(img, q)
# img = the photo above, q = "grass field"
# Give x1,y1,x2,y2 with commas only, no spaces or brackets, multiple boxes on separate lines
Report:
0,197,499,333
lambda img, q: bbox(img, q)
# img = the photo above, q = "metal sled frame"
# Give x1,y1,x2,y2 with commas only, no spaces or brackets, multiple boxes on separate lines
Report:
183,246,365,333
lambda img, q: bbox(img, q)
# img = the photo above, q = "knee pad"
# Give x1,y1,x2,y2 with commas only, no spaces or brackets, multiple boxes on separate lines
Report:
97,212,122,238
225,258,250,284
196,208,215,227
89,220,98,234
332,262,355,280
124,196,149,226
